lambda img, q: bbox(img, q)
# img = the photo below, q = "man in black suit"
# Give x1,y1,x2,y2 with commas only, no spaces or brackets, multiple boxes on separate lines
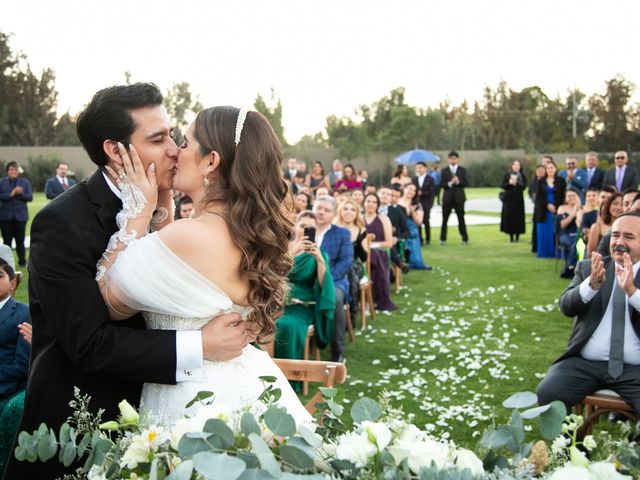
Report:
44,162,76,200
537,212,640,424
585,151,605,191
439,151,469,244
4,83,247,479
412,161,436,245
603,150,639,192
0,162,33,267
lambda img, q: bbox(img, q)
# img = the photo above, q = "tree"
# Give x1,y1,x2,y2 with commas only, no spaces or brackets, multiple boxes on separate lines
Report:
164,81,202,144
325,115,370,159
588,75,636,151
0,31,60,145
254,88,287,147
52,112,79,145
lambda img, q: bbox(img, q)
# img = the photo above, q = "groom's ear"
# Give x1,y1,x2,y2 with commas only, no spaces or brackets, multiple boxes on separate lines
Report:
102,140,125,167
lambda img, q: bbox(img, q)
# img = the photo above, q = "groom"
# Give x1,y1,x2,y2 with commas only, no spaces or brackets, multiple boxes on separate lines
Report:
5,83,249,479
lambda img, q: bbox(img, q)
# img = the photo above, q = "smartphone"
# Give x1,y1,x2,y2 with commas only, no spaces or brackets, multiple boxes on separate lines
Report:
303,226,316,243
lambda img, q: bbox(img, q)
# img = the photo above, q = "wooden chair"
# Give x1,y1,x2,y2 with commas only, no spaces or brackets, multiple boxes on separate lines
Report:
573,389,636,438
344,304,356,343
359,235,376,329
302,325,321,395
273,359,347,414
394,265,402,293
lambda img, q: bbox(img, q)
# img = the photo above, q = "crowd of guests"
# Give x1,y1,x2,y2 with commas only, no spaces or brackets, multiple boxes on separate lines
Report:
273,158,445,364
520,151,640,279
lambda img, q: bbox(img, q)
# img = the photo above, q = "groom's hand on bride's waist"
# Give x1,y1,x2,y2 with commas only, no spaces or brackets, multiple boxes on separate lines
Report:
202,312,250,361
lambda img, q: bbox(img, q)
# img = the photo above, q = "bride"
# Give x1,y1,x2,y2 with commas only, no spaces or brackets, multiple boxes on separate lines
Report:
94,106,312,426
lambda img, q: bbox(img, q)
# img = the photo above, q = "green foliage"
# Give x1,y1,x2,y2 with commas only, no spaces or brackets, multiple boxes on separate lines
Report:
22,154,61,192
164,81,203,145
254,88,287,148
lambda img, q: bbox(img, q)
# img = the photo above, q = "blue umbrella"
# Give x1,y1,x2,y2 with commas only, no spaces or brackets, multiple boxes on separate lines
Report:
394,149,440,164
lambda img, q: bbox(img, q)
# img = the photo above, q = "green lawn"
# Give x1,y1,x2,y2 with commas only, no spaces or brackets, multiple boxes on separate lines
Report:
12,190,596,448
331,223,577,446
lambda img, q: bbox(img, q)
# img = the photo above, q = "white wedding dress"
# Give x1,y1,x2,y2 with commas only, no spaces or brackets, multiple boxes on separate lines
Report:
105,232,313,427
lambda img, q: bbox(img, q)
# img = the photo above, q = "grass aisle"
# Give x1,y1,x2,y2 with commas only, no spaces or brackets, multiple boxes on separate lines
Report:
337,223,574,447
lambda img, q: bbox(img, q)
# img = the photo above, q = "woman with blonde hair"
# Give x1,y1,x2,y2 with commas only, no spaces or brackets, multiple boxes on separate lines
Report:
336,198,368,314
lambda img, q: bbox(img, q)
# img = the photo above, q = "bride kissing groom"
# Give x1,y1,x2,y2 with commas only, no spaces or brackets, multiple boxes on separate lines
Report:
5,83,311,479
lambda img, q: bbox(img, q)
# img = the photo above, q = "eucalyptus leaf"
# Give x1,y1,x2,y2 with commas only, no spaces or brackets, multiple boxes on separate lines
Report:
263,407,296,437
326,400,344,417
166,459,194,480
480,425,521,453
241,412,261,437
539,401,566,440
238,469,275,480
77,432,91,456
521,404,551,419
279,445,315,470
502,391,538,409
185,391,214,409
318,387,337,399
149,457,160,480
193,451,246,480
248,433,281,478
14,446,27,462
285,436,317,460
37,428,57,462
61,442,77,467
298,425,322,448
259,376,277,383
92,439,113,465
350,397,382,423
59,423,71,444
203,419,235,449
178,434,213,457
510,410,525,445
237,451,260,469
280,474,325,479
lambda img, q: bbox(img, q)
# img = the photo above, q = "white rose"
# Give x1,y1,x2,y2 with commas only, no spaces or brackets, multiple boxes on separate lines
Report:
120,435,150,470
390,437,450,472
570,446,590,468
335,431,377,468
588,461,632,480
87,465,108,480
548,465,593,480
583,435,597,452
361,421,392,450
396,423,422,443
454,448,484,476
169,417,197,450
192,403,233,431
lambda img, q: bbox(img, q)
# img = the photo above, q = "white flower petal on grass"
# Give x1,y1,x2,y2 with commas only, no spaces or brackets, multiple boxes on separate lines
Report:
454,448,484,476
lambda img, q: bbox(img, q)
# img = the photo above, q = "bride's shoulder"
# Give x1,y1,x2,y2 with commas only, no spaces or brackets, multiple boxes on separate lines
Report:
157,218,236,262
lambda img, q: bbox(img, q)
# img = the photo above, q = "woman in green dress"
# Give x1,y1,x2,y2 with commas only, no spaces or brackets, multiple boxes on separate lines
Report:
274,211,335,362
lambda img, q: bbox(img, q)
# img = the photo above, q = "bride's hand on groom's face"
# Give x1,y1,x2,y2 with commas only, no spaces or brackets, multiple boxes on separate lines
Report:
106,143,159,213
201,312,249,361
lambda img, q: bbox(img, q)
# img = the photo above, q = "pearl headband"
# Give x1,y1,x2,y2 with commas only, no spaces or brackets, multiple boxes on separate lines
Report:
235,108,249,146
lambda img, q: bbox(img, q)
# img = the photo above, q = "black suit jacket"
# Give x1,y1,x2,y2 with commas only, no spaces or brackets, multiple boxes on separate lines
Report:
533,175,566,223
586,168,605,190
411,175,435,208
603,166,639,192
5,170,177,479
556,258,640,364
440,166,468,205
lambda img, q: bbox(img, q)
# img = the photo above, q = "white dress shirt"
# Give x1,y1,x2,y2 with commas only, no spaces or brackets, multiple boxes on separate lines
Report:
448,166,458,187
417,173,427,188
0,295,11,311
102,173,203,381
579,261,640,364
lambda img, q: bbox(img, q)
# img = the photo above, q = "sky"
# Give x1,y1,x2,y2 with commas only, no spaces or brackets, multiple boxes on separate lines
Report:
2,0,638,144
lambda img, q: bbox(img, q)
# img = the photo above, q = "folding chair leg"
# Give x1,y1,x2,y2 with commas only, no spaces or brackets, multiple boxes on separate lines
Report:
367,288,376,320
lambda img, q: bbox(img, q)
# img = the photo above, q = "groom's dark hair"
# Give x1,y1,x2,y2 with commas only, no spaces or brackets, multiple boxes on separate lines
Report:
76,82,163,167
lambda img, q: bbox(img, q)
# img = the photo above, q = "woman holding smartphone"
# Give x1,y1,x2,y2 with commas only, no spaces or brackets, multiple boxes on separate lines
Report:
273,211,336,373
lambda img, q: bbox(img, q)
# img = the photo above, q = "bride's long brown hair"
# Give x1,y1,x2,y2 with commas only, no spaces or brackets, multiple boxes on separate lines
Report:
194,107,292,341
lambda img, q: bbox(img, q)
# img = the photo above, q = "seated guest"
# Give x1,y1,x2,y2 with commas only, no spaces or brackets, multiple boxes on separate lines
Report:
334,163,362,192
378,186,409,273
292,172,306,194
365,184,377,195
587,192,622,256
0,259,31,474
313,196,353,363
397,184,431,270
294,192,312,214
537,212,640,436
316,186,330,198
596,190,640,257
305,161,330,193
358,169,369,191
335,198,368,315
580,187,602,242
178,197,195,219
390,164,412,189
556,189,582,279
274,212,335,370
351,189,364,210
363,193,396,311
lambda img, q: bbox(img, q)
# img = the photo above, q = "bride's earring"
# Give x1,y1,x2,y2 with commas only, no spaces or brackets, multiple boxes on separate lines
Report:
203,173,210,187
